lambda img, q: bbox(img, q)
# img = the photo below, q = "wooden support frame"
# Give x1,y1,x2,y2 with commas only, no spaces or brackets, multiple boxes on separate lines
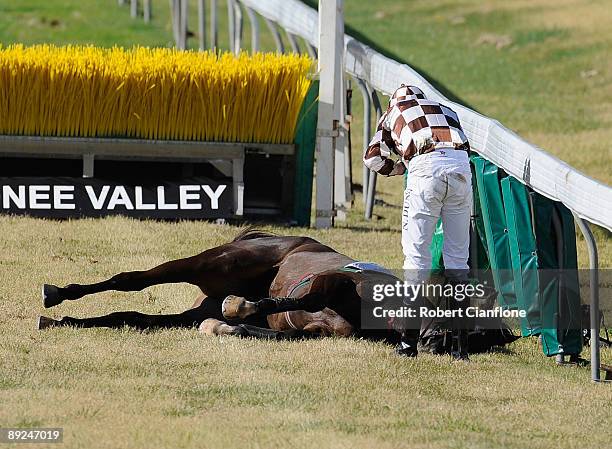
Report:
315,0,344,228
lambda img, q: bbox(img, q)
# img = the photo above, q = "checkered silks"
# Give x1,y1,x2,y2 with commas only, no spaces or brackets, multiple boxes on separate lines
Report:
363,85,470,175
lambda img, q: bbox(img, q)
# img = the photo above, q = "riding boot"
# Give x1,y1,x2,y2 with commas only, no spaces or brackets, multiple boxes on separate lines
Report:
394,279,423,358
395,329,419,358
450,297,470,361
451,329,470,361
446,273,471,361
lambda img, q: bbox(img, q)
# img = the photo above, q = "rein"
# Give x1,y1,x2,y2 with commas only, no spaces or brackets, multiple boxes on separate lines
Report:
284,311,299,330
283,273,315,330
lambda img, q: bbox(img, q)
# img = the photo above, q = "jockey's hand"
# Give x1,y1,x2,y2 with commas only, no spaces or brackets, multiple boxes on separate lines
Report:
387,160,406,177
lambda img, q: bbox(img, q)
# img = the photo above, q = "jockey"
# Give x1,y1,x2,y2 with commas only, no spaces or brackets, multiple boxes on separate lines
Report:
363,84,472,360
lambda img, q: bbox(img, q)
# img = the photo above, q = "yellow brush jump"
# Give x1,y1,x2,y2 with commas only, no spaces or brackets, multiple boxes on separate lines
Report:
0,44,313,144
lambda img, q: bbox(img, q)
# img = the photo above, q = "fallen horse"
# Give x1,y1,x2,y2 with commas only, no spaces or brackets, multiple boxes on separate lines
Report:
38,229,396,338
38,229,516,352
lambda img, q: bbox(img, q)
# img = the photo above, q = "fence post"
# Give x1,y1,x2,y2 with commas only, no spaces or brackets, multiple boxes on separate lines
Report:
227,0,236,53
179,0,188,50
210,0,218,50
286,31,300,53
143,0,151,22
345,79,353,201
244,6,259,52
264,17,284,53
330,2,348,219
573,215,601,382
83,154,94,178
315,0,343,228
233,0,243,54
197,0,206,49
170,0,179,46
334,79,350,220
365,87,381,219
354,78,371,205
306,42,317,59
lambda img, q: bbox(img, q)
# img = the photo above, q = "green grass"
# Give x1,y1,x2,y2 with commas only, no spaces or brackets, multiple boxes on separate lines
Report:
1,1,612,448
1,216,611,449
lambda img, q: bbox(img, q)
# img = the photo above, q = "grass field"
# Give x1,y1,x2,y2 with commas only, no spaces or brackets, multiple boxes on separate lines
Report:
1,217,611,449
1,1,611,448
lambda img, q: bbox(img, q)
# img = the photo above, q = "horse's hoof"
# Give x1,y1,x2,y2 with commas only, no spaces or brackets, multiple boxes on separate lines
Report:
198,318,246,337
42,284,63,309
222,295,257,320
38,315,59,330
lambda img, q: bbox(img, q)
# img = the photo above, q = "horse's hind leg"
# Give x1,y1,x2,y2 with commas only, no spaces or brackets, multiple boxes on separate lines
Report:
38,310,199,331
38,295,225,330
43,255,201,308
198,319,309,340
43,240,282,308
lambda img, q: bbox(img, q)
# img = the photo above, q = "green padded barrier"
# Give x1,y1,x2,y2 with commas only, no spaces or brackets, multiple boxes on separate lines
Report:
470,157,491,272
501,177,542,336
557,203,580,272
292,80,319,226
472,157,517,309
530,193,557,270
555,203,582,354
538,200,582,356
502,182,582,355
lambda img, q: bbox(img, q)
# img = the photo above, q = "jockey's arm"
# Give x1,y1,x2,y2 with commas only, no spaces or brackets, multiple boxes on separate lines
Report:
363,122,406,177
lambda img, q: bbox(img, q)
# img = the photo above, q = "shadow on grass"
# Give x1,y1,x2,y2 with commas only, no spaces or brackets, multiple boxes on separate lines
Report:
486,345,517,356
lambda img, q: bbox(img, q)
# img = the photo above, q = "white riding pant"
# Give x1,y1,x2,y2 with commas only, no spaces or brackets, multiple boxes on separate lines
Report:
402,148,472,273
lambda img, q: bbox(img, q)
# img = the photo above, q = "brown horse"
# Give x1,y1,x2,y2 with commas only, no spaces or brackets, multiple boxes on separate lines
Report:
38,229,400,342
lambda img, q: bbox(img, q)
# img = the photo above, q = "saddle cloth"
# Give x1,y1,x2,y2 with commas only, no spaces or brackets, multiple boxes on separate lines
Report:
341,261,394,276
286,262,394,297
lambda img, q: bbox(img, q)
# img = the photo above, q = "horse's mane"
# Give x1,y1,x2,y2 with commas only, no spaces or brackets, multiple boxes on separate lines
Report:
231,227,277,242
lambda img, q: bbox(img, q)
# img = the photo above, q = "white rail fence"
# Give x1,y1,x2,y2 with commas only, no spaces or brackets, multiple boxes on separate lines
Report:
122,0,610,381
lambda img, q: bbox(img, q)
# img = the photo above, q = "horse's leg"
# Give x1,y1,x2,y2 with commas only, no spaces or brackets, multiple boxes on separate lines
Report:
38,295,231,330
39,289,272,330
198,318,310,340
222,291,328,320
38,309,202,330
199,309,353,339
43,255,202,308
221,272,354,320
43,241,279,308
280,310,354,337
